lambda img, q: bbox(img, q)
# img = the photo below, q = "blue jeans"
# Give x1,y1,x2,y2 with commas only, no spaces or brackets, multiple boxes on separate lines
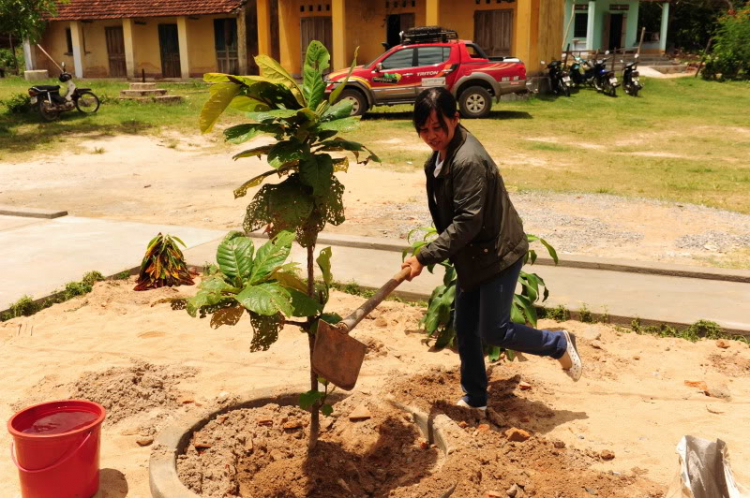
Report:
454,256,567,407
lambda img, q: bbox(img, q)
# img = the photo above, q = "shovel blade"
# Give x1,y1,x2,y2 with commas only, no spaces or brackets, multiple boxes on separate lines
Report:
312,320,366,391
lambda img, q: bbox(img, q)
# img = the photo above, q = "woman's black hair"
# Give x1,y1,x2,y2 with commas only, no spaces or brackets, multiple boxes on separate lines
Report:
413,87,457,134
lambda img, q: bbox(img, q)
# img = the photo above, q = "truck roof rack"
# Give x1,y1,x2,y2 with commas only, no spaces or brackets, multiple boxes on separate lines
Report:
401,26,458,45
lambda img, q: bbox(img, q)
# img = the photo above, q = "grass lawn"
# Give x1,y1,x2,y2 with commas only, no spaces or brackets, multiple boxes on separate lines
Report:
1,75,749,213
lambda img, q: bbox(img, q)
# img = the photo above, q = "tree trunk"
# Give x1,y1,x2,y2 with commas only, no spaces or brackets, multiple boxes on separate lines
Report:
306,244,320,449
9,35,19,74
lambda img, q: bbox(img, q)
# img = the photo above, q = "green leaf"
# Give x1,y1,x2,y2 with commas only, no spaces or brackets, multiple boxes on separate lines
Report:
224,123,283,144
204,73,268,86
255,54,305,106
540,238,559,265
322,100,354,121
300,154,333,197
244,81,300,109
237,282,293,316
249,231,296,284
303,41,330,110
332,157,349,173
321,404,334,416
272,269,308,294
227,95,270,113
268,140,309,169
232,145,274,161
299,390,325,410
319,137,380,163
186,290,230,317
288,289,322,317
198,275,235,293
318,116,361,133
487,346,501,362
217,233,254,281
514,294,538,327
247,109,299,122
200,82,241,133
329,46,359,104
316,247,333,286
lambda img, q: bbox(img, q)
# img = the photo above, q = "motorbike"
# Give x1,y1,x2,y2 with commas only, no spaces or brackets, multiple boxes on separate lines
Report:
569,56,595,88
542,59,571,97
622,54,643,97
591,54,619,97
27,63,100,121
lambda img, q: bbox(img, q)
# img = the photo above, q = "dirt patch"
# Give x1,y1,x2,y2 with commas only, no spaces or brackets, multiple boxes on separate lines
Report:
709,352,750,378
70,360,197,424
177,369,663,497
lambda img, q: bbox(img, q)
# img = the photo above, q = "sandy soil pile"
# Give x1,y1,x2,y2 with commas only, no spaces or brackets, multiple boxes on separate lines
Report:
1,279,749,497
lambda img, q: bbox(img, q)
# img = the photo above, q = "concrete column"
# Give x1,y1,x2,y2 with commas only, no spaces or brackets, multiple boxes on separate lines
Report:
585,1,596,51
426,0,439,26
177,16,191,79
70,21,85,78
256,0,272,56
22,39,37,70
122,18,136,79
659,2,669,53
332,0,346,70
277,1,299,74
514,0,533,68
237,7,248,74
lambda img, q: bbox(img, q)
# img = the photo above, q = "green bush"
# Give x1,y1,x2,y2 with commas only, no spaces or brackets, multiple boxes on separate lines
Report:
703,6,750,80
1,93,33,114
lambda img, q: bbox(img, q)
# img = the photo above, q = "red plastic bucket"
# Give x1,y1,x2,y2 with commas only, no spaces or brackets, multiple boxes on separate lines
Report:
7,400,106,498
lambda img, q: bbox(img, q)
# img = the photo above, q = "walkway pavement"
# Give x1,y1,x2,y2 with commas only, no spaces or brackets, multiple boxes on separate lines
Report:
1,212,748,335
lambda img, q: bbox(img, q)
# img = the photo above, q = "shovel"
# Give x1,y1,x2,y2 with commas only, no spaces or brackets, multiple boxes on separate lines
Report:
312,267,412,390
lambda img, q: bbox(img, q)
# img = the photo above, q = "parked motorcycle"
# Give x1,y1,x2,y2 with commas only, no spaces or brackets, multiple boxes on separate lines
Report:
592,54,619,97
28,63,100,121
542,59,571,97
622,54,643,97
569,56,595,88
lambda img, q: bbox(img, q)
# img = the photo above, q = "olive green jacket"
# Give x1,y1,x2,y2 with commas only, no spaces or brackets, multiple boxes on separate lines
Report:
416,125,529,291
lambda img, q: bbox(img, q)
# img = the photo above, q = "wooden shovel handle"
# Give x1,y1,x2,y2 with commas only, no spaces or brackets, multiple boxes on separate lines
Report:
339,267,412,333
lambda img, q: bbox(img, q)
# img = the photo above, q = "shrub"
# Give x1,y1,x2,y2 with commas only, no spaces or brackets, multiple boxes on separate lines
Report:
2,93,33,114
703,6,750,80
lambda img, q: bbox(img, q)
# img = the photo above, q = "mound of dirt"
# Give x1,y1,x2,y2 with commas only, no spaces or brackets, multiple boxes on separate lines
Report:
71,360,198,424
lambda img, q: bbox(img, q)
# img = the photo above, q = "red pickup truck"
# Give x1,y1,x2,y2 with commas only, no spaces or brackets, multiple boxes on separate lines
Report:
325,27,527,118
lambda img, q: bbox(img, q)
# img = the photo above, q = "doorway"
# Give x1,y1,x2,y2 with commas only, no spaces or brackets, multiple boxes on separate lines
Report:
215,18,239,74
158,24,181,78
607,13,625,50
105,26,126,77
300,16,332,71
386,13,415,49
474,9,513,56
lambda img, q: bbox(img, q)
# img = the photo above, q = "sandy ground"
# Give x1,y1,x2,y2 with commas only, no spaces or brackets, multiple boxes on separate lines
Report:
1,133,749,269
1,279,749,496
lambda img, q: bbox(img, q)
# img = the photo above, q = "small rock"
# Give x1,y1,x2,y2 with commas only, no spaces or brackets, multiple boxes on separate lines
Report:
194,441,212,450
486,491,503,498
519,382,532,390
349,404,372,421
633,355,641,361
257,418,273,426
244,438,254,454
504,428,531,442
419,439,430,450
478,424,491,433
179,397,195,404
507,483,520,497
283,420,303,430
591,340,603,350
600,449,615,460
706,405,725,415
136,438,153,447
374,317,388,328
685,380,708,391
716,339,730,349
553,440,566,449
705,382,731,399
459,421,469,429
585,487,598,495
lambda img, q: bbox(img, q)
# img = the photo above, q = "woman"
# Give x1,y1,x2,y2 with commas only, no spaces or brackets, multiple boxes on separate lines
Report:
401,88,582,410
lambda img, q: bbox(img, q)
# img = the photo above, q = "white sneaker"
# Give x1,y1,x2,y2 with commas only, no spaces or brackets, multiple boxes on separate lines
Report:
560,330,583,381
456,398,487,411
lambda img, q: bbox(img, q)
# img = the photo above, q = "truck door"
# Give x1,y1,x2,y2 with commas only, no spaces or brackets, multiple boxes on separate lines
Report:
414,46,457,95
370,47,417,103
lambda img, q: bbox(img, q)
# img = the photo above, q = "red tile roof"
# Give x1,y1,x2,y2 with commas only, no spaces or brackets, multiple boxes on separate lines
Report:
50,0,242,20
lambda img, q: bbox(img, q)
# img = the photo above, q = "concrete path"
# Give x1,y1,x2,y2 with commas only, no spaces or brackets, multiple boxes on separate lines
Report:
0,215,224,310
1,211,747,335
185,233,750,335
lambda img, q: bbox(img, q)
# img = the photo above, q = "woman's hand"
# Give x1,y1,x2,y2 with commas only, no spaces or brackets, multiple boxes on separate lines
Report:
401,256,424,281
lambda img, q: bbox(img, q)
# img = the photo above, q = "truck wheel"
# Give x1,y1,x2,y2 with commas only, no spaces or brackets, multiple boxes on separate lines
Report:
459,86,492,119
338,89,368,116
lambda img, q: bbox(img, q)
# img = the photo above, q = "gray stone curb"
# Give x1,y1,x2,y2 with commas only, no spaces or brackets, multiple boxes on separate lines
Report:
244,231,750,284
0,205,68,219
149,388,455,498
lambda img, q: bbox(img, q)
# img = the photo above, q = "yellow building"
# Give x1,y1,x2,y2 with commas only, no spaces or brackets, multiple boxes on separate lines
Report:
27,0,267,79
27,0,563,79
258,0,565,76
